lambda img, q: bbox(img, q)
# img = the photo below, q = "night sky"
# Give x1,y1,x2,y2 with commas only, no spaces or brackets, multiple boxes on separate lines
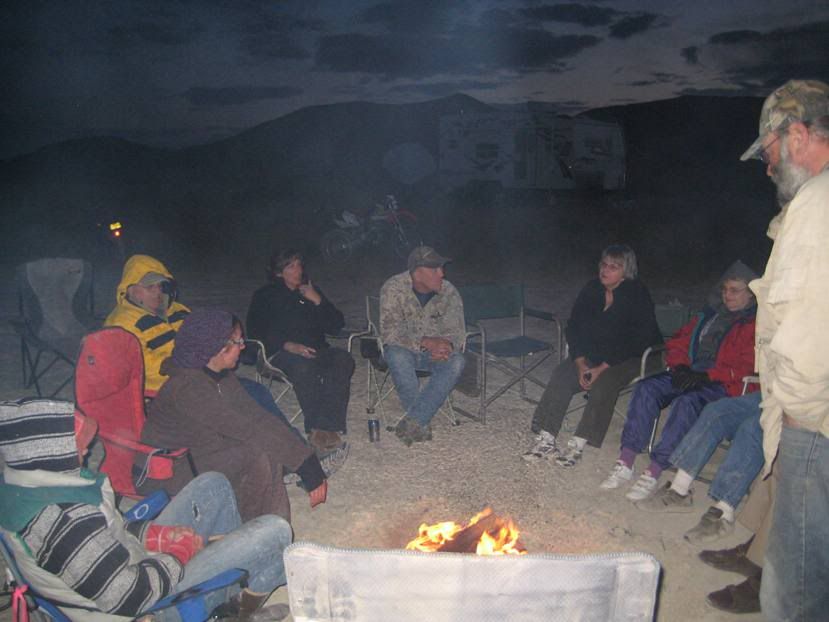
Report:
3,0,828,160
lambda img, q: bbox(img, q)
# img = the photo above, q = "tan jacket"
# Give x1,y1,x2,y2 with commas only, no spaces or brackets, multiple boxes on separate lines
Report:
751,169,829,475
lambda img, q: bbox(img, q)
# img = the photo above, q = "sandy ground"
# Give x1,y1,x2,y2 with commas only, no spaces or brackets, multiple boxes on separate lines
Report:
0,254,764,621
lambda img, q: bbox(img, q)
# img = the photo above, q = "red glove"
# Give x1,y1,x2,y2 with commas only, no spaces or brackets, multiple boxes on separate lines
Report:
144,525,204,565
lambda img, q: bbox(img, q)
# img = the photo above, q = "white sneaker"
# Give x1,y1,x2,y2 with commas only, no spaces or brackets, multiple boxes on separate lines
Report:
521,431,559,462
626,472,659,501
600,462,634,490
554,439,584,468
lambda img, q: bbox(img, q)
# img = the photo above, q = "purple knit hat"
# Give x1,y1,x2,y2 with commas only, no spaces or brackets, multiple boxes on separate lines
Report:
172,309,234,369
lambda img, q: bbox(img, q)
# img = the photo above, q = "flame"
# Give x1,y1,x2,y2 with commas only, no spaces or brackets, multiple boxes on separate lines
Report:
406,508,525,555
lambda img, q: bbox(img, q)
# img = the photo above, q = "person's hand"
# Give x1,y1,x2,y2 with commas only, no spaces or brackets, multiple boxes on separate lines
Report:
309,480,328,508
580,363,608,391
284,342,317,358
298,281,322,305
421,336,453,361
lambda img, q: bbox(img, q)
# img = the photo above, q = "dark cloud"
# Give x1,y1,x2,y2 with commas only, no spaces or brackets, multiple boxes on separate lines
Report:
359,0,460,33
681,46,698,64
702,20,829,90
315,28,600,77
479,8,520,29
183,86,302,106
609,13,659,39
236,10,322,61
107,19,203,47
520,3,618,27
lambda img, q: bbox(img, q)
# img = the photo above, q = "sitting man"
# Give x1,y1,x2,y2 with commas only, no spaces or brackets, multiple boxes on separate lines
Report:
380,246,465,445
0,400,292,620
636,391,764,546
104,254,190,395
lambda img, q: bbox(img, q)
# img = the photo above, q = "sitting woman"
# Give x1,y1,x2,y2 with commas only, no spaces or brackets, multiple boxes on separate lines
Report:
523,244,662,468
600,260,758,501
140,308,328,523
246,249,355,454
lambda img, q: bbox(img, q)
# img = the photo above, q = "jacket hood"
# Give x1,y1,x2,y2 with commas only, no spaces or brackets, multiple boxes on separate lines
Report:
706,260,759,310
115,255,174,305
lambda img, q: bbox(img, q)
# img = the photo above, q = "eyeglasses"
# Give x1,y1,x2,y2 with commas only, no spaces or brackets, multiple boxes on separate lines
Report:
721,286,749,296
227,338,245,346
758,134,781,165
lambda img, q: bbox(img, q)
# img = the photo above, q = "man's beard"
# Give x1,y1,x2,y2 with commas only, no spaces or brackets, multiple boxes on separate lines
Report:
772,139,812,204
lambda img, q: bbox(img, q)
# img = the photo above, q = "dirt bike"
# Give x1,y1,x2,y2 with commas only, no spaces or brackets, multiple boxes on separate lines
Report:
319,195,421,262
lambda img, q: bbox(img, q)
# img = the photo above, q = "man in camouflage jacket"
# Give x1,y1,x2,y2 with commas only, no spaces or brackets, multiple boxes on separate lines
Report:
380,246,465,445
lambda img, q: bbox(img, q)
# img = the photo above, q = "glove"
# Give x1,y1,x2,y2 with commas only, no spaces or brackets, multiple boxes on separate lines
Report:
672,366,710,392
670,365,692,390
144,525,204,565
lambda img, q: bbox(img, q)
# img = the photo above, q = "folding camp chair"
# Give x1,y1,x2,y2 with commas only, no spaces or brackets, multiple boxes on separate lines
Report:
361,296,458,430
456,284,561,424
74,327,195,499
244,339,304,424
9,258,97,398
1,515,247,622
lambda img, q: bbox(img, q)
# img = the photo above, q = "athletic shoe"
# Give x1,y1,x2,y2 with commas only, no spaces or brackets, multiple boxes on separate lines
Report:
600,462,634,489
554,439,583,467
521,431,559,462
635,482,694,512
698,537,760,576
684,506,735,544
625,472,659,501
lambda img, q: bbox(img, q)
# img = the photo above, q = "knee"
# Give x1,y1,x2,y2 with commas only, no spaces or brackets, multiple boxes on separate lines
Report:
247,514,294,549
194,472,234,499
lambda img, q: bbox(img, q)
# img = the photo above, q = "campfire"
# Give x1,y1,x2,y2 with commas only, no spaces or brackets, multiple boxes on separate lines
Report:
405,507,526,555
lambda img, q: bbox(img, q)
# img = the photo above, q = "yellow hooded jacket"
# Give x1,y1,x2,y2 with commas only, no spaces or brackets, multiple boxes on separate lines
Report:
104,255,190,393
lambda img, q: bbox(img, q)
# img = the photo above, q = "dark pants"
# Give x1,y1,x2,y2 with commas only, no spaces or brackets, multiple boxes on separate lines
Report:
531,356,641,448
273,346,355,434
620,372,727,470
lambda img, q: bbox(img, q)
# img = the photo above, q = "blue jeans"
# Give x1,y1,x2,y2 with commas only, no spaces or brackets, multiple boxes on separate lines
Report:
153,472,293,616
621,372,727,470
669,392,763,508
383,345,464,427
761,426,829,622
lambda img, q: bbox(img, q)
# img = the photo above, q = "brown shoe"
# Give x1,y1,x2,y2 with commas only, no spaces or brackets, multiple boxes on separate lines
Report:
309,429,343,453
698,537,761,576
706,573,761,614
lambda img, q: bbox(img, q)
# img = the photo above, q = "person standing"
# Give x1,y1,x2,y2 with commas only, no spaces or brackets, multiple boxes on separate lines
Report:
740,79,829,621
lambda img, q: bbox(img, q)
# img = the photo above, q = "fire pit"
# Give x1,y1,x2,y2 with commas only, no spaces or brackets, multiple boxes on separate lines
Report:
285,510,660,621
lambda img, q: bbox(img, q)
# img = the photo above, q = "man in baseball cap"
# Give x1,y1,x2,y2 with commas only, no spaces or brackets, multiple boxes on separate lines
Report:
735,79,829,620
379,246,465,445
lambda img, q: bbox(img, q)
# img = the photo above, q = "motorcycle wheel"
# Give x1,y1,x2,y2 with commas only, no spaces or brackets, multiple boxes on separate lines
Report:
320,229,355,262
391,220,421,259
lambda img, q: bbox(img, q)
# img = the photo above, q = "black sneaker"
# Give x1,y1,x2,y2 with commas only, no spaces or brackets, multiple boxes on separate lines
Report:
395,416,431,446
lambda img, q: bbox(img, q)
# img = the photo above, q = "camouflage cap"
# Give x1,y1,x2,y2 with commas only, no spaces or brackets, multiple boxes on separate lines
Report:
741,79,829,161
407,245,450,271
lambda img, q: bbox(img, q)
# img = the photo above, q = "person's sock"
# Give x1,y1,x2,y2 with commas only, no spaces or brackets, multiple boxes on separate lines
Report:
645,461,663,479
619,447,637,469
714,500,735,522
571,436,587,451
670,469,694,496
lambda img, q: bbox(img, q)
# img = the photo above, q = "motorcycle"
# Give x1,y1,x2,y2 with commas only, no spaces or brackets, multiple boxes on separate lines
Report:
319,195,421,262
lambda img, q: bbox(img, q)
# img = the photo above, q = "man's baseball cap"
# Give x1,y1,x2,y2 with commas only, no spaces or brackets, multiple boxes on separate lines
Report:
408,246,450,271
741,79,829,161
138,272,170,287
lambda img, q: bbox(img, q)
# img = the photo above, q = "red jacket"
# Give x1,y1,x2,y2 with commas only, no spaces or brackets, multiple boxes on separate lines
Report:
665,311,758,397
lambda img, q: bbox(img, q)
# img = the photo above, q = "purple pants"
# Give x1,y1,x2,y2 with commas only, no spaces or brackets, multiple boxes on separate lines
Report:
621,372,727,470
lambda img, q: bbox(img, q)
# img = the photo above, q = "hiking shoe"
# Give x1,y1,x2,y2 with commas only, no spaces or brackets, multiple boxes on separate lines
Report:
554,439,583,468
309,429,343,453
625,471,659,501
318,442,350,479
706,573,761,614
635,482,694,512
521,431,559,462
698,537,761,576
684,507,735,544
394,416,431,446
600,462,634,490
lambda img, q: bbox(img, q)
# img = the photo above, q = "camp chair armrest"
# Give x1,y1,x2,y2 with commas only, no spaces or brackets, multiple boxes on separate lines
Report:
639,343,666,377
742,375,760,394
346,328,372,353
97,430,188,459
524,307,555,322
123,489,171,523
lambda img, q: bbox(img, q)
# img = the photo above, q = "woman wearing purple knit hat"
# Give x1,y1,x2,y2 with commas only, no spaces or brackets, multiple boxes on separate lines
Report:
139,308,328,522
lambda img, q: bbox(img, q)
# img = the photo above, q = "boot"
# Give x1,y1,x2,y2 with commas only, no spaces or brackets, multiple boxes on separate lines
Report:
220,589,290,621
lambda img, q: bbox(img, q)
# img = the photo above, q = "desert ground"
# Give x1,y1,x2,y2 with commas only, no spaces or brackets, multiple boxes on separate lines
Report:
0,250,765,622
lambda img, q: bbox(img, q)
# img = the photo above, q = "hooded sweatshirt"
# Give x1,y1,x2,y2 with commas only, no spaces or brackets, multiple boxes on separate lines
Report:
104,255,190,393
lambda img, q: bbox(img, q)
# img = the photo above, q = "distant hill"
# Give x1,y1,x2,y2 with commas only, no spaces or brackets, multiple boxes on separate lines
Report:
0,92,778,273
